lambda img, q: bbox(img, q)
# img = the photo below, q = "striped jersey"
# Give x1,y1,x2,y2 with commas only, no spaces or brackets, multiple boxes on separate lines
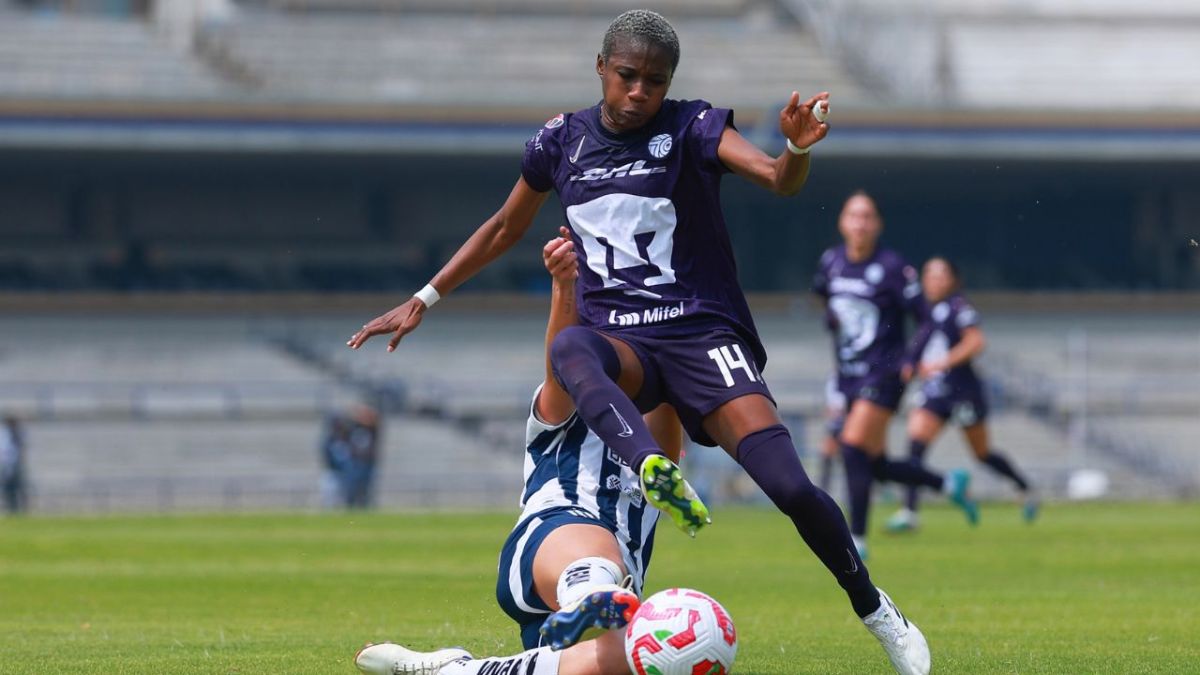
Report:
517,386,660,591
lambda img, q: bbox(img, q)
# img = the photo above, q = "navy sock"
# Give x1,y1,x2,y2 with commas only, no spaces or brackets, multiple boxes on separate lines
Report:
981,450,1030,491
840,443,874,538
739,426,879,618
549,326,659,471
870,455,944,491
905,440,928,511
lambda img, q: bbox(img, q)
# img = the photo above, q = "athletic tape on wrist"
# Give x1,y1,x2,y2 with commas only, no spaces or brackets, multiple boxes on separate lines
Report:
413,284,441,308
786,138,811,155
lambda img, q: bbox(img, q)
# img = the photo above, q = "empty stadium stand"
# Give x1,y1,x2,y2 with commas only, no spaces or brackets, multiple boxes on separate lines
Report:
25,417,524,512
0,9,232,100
788,0,1200,109
6,307,1193,511
196,9,869,111
3,1,1200,114
0,2,869,111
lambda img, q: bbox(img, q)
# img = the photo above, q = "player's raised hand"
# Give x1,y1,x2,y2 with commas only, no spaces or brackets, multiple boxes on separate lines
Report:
347,297,427,352
779,90,830,151
543,226,578,285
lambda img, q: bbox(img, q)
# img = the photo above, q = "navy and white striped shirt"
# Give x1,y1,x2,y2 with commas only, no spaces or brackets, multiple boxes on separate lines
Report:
517,386,660,592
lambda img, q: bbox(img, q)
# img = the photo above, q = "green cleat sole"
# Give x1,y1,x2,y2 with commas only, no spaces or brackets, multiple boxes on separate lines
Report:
641,456,710,536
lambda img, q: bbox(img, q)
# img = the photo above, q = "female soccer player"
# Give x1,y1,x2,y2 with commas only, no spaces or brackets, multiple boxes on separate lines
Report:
356,231,683,675
350,11,928,674
812,192,979,559
887,257,1038,532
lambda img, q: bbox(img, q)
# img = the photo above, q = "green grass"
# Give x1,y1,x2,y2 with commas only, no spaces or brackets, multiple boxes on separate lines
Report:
1,503,1198,674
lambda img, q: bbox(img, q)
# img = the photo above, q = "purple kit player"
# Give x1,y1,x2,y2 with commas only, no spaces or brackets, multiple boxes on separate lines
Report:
349,10,929,674
888,257,1038,532
812,192,979,559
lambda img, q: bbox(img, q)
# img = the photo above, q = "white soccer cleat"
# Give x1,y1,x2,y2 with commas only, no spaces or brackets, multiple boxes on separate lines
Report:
885,508,920,533
862,588,931,675
354,642,471,675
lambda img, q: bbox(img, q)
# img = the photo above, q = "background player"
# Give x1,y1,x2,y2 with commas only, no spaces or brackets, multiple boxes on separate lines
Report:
356,230,685,675
812,191,978,559
349,11,929,673
889,256,1038,532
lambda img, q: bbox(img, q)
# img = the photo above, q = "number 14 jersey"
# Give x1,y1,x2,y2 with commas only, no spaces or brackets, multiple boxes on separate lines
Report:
521,99,766,367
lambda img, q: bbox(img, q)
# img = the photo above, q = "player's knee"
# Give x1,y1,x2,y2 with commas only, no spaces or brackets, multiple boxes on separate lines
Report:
555,556,624,610
840,425,869,448
550,327,619,386
549,326,583,372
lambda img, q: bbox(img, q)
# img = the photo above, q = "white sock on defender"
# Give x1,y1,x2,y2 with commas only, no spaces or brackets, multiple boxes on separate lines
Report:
438,647,561,675
555,556,624,609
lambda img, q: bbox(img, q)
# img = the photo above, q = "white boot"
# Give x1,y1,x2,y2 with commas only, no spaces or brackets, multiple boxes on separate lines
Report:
862,588,931,675
354,643,471,675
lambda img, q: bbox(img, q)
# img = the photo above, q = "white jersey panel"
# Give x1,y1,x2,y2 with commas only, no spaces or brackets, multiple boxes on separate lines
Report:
516,385,659,593
565,193,678,298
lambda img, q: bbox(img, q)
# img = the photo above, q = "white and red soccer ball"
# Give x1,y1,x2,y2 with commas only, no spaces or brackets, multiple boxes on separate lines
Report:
624,588,738,675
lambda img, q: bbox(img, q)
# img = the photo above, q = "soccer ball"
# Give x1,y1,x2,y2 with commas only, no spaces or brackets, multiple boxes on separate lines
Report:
624,588,737,675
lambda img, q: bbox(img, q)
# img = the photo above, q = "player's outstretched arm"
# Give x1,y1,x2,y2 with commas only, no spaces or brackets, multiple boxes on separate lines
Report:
535,227,580,425
717,91,829,197
347,177,550,351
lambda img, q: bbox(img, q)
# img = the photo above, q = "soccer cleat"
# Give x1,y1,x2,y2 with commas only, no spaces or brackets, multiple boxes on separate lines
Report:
885,508,920,533
1022,494,1040,523
353,642,471,675
863,588,931,675
944,469,980,526
539,583,640,651
640,455,711,536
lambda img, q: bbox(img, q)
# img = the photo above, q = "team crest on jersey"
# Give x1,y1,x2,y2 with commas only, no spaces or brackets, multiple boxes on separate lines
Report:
544,114,565,129
648,133,673,159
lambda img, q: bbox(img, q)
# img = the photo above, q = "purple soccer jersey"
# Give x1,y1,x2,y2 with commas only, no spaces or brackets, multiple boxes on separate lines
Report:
908,293,984,399
521,99,766,366
812,245,924,380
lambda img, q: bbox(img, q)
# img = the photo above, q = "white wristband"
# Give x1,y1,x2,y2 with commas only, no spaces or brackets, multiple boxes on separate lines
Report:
786,138,811,155
413,284,441,308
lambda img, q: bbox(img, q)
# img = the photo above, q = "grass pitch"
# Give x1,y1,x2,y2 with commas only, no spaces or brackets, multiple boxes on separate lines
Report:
1,502,1197,674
